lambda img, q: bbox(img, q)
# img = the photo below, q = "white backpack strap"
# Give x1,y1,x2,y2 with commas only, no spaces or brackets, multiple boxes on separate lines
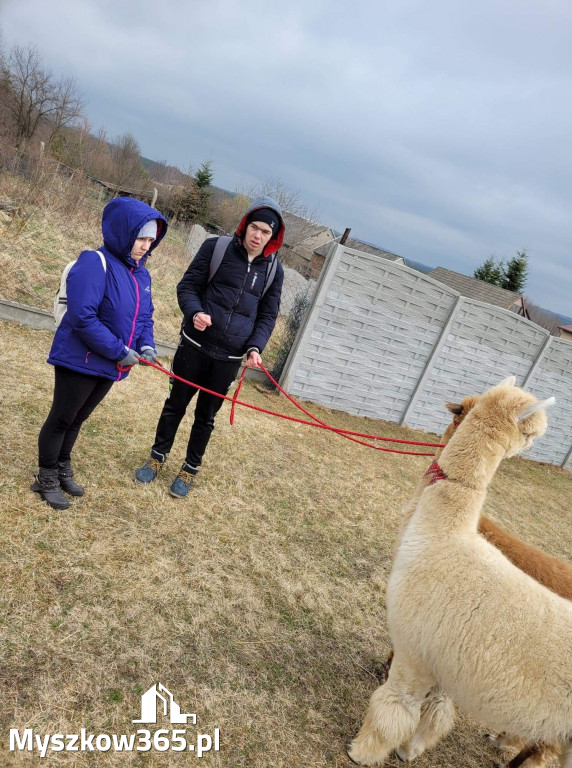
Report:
95,250,107,272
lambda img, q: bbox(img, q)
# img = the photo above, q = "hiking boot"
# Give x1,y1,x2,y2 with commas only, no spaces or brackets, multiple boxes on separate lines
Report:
58,460,84,496
135,449,166,484
31,467,70,510
169,463,198,498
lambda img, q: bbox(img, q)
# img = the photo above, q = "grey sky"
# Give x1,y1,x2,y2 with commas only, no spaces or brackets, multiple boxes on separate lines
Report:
2,0,571,315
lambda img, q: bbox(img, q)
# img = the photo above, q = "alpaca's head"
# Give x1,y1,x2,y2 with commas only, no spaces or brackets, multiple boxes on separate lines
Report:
471,378,554,458
435,395,481,459
443,395,480,439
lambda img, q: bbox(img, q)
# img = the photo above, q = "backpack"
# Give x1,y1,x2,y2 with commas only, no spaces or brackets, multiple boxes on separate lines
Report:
54,250,106,328
208,236,278,296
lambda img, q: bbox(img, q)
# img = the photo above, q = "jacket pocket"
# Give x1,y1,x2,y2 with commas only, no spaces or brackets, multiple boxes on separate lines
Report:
182,329,202,348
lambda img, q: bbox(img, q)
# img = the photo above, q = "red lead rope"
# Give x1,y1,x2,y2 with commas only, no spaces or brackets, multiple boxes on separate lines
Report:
137,357,445,456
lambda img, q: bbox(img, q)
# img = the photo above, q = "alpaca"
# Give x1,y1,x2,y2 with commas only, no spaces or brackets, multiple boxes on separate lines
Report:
393,396,572,767
348,380,571,767
384,396,572,768
384,400,572,768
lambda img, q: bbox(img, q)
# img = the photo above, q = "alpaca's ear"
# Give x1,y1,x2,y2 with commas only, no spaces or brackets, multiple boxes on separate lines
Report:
445,402,463,415
517,397,556,423
498,375,516,387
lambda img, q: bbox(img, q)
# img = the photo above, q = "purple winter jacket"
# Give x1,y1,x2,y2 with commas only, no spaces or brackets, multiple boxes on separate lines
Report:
48,196,168,381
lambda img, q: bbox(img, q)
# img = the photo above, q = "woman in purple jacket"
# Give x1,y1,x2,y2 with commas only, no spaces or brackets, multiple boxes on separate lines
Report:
32,196,167,510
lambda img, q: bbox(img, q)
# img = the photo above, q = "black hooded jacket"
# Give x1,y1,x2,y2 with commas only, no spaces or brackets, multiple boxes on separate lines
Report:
177,196,285,360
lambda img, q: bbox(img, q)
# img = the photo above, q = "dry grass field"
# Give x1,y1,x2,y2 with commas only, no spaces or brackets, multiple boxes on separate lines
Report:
1,318,571,767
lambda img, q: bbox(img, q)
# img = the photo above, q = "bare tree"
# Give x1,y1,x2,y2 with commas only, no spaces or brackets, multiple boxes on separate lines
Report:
4,44,84,148
109,132,148,191
52,119,113,179
0,36,14,140
150,159,184,186
239,177,319,222
215,193,252,234
46,76,85,146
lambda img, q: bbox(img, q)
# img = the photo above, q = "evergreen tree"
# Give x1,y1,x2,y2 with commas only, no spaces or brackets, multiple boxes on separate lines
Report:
473,256,504,286
171,160,213,225
195,160,213,225
195,160,213,189
501,249,528,293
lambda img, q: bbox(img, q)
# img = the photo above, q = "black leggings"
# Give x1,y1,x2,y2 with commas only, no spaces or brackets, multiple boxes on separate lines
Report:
38,366,114,469
152,339,241,468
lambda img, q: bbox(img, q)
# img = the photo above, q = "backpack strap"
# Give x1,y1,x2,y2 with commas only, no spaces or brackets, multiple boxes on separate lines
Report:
261,254,278,298
208,236,232,282
207,236,277,297
95,250,107,273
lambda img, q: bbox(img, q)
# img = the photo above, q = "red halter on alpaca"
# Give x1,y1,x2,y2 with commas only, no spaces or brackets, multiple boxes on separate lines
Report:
424,461,448,485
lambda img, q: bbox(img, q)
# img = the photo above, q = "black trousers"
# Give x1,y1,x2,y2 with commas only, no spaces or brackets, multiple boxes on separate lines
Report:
38,366,114,469
152,338,241,468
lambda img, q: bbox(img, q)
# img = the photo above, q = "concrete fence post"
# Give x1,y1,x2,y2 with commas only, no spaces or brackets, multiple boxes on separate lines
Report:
399,294,463,426
521,335,552,388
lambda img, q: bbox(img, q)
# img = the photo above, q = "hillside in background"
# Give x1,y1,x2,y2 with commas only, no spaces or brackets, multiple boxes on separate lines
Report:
403,257,433,274
141,155,235,209
554,310,572,325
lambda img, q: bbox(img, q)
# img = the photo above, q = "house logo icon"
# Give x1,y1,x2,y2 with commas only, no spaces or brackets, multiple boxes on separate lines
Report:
133,684,196,725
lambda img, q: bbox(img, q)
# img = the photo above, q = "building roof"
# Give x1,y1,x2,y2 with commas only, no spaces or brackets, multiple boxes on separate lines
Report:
559,325,572,332
281,211,332,247
313,237,404,263
429,267,521,308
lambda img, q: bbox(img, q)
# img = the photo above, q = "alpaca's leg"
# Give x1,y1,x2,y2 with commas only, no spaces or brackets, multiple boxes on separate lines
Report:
489,735,560,768
394,686,456,761
558,742,571,768
347,654,435,766
505,742,559,768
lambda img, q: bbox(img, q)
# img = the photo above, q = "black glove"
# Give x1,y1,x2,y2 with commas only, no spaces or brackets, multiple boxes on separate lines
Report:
118,347,139,367
139,346,157,364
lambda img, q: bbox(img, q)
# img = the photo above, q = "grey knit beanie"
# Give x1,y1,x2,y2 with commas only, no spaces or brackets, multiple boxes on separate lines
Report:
137,220,158,239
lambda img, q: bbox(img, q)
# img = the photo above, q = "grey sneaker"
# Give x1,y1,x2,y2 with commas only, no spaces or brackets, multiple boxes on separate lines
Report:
135,450,166,483
169,463,197,498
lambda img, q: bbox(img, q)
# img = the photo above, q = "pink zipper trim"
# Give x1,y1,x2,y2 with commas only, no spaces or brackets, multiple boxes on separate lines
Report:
116,268,140,381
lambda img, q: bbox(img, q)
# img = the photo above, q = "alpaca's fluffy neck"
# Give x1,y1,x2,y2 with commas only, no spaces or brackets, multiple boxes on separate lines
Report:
410,415,506,537
438,414,507,492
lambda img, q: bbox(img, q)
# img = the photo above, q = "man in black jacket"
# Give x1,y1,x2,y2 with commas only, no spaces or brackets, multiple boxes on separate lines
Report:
136,196,285,497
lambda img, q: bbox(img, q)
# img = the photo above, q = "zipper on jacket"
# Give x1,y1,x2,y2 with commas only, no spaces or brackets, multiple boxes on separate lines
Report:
215,261,251,358
126,268,140,349
116,269,141,381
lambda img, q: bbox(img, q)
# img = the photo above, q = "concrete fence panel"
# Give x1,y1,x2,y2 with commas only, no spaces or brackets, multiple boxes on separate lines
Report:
282,246,458,422
523,337,572,466
281,245,572,468
404,299,550,436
